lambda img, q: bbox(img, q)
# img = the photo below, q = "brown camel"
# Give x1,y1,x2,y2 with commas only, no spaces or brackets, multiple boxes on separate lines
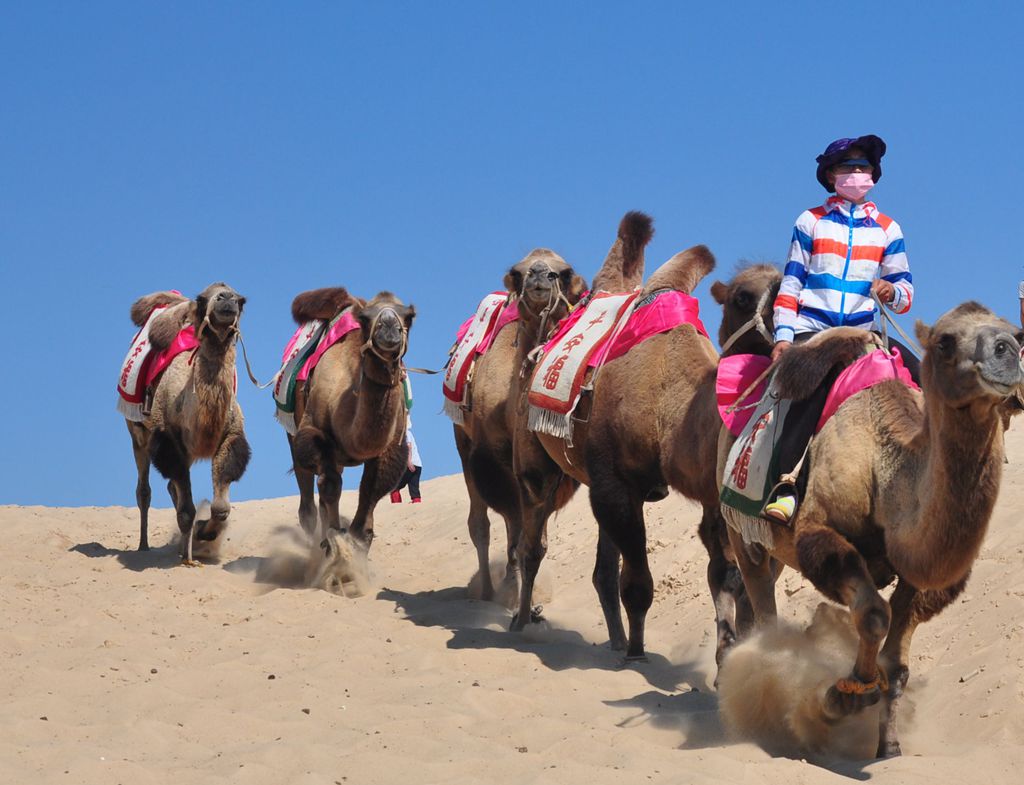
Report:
289,288,416,545
511,214,763,665
720,304,1024,757
453,247,588,601
125,283,251,563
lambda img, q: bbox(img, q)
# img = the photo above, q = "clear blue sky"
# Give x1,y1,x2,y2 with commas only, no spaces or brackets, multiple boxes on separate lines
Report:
2,1,1020,507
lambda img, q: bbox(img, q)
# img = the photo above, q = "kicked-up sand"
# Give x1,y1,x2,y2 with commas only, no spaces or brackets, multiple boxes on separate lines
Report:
2,424,1023,784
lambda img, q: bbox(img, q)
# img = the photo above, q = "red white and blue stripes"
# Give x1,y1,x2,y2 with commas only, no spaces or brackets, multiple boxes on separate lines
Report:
773,196,912,342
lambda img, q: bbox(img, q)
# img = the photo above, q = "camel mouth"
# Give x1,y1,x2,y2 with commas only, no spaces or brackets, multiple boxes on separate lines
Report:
977,375,1018,398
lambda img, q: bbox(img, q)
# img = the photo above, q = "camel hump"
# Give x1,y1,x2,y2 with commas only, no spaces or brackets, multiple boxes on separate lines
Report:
592,210,655,293
130,291,189,327
292,287,358,324
642,245,716,296
772,328,881,401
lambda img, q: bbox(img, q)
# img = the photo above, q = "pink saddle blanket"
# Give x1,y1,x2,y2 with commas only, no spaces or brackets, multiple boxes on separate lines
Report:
540,289,708,367
717,347,919,437
118,323,200,405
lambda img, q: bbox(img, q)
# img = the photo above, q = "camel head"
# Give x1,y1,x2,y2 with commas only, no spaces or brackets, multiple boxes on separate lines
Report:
915,302,1024,412
504,249,586,332
711,263,782,356
355,291,416,365
196,282,246,343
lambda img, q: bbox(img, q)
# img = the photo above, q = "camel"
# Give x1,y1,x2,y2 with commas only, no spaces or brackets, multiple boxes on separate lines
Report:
510,215,766,667
719,304,1024,757
453,246,589,601
289,288,416,546
125,283,251,564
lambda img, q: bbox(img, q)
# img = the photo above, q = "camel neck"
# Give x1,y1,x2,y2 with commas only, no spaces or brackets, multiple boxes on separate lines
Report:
890,401,1003,589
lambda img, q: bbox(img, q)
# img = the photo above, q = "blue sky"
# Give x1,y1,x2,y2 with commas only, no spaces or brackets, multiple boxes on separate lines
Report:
2,1,1020,507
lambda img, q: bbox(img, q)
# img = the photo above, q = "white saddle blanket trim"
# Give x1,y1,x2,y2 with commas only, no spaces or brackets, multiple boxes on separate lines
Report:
720,385,792,548
526,291,638,441
442,292,508,420
117,305,168,420
272,319,326,435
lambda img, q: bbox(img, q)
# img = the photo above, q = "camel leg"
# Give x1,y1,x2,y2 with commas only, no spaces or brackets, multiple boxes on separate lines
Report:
875,574,969,758
592,527,626,651
796,524,891,716
725,525,778,625
699,503,747,669
206,428,250,544
589,478,651,661
127,423,152,551
288,433,319,537
149,429,198,566
351,438,408,547
456,430,497,600
317,470,344,537
500,512,520,584
511,501,547,631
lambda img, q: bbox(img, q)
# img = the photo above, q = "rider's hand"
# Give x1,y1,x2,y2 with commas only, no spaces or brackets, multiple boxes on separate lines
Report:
872,279,895,304
771,340,792,363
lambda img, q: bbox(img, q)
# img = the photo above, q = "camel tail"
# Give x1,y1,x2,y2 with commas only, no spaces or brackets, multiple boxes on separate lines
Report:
130,291,189,327
642,244,716,296
292,287,357,324
592,210,654,293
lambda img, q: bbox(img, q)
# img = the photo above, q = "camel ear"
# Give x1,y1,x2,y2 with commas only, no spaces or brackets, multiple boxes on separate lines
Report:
402,304,416,330
562,269,587,304
914,320,932,348
504,268,523,295
195,292,209,330
710,281,728,305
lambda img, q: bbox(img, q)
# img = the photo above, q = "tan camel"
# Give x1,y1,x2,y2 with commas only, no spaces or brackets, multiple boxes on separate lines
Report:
288,288,416,545
125,283,251,564
720,304,1024,757
511,215,760,664
453,246,589,601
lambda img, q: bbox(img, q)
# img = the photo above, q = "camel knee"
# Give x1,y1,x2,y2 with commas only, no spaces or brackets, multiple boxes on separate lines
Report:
149,429,189,482
796,529,872,606
294,425,328,475
211,498,231,523
217,434,251,485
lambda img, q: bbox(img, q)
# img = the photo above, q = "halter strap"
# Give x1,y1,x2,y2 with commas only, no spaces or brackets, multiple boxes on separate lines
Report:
719,288,774,355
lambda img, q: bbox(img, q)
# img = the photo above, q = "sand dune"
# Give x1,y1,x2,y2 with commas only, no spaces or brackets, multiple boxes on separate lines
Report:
2,424,1023,784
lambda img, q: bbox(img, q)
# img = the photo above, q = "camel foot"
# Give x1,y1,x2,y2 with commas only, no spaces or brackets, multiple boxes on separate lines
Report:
877,740,902,758
824,669,887,717
530,605,545,624
181,559,202,568
608,635,627,652
138,543,150,552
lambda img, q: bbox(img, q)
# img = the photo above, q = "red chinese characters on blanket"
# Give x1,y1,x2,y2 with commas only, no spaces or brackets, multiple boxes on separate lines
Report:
728,413,770,491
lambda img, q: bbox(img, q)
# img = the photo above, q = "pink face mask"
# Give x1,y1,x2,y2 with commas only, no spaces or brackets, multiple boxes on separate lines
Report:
834,171,875,202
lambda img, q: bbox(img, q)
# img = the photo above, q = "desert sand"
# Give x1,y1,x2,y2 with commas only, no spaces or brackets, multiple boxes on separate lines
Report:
2,424,1023,785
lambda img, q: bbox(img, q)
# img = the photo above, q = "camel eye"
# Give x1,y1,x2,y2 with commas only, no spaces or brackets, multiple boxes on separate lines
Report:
734,290,753,311
937,333,957,359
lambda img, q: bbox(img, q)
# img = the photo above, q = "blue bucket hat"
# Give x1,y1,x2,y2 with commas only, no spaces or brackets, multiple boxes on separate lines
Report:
815,134,886,191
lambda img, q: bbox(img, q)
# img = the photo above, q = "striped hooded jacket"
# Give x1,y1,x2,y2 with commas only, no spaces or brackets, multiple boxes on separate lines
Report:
773,196,912,342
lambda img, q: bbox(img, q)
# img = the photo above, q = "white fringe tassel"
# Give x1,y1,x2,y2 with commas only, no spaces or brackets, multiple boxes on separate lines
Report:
722,504,775,550
275,408,297,436
443,397,465,425
527,404,574,440
117,396,145,423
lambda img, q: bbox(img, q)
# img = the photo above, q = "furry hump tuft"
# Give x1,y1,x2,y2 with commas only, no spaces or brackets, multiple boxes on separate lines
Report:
291,287,358,324
130,291,189,327
772,328,878,401
618,211,655,284
642,245,716,296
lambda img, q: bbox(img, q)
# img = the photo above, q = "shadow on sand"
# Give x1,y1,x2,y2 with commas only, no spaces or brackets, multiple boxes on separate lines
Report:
69,541,187,571
378,584,707,693
605,687,878,780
